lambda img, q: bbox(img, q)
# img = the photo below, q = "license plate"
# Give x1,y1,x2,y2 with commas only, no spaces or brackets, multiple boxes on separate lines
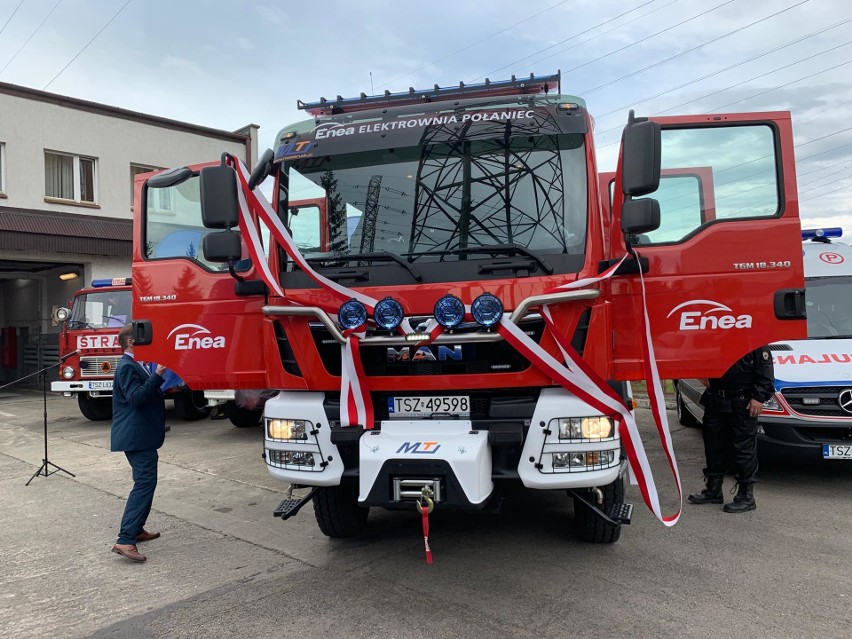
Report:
823,444,852,459
89,381,113,389
388,396,470,417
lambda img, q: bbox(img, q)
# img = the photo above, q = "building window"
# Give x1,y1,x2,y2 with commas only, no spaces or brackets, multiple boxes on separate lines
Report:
44,150,97,204
130,163,165,208
0,142,5,195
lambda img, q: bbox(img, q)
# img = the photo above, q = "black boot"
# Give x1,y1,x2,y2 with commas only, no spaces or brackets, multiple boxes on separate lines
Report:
723,483,756,513
688,476,724,504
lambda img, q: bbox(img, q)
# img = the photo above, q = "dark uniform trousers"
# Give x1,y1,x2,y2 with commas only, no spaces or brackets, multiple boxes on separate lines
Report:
702,392,759,484
700,346,774,486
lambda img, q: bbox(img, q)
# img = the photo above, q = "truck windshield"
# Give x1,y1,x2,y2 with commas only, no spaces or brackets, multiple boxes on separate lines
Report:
68,290,132,329
285,132,587,267
805,276,852,338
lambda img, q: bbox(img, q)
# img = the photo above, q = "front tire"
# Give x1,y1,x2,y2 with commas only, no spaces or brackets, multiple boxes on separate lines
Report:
313,484,369,538
174,390,210,421
77,393,112,421
572,476,624,544
227,402,263,428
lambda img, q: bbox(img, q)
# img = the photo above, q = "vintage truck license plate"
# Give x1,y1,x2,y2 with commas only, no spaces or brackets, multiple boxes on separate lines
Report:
388,396,470,417
823,444,852,459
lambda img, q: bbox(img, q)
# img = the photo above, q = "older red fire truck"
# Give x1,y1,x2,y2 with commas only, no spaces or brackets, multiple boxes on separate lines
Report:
52,278,209,421
130,73,806,546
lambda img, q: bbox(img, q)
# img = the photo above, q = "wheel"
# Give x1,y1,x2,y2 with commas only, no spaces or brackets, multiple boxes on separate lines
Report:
312,484,369,538
227,402,263,428
572,476,624,544
676,387,699,428
77,393,112,421
173,390,210,421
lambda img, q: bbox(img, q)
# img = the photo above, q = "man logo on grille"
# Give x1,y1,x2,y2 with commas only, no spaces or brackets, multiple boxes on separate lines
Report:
838,389,852,415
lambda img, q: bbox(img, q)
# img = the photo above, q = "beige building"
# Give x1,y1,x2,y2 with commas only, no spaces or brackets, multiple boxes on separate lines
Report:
0,82,258,383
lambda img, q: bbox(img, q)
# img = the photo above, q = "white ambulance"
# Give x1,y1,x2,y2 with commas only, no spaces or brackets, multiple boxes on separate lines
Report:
676,228,852,461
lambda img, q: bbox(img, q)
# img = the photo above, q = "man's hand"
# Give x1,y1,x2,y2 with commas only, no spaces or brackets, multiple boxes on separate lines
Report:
155,364,167,376
747,399,763,418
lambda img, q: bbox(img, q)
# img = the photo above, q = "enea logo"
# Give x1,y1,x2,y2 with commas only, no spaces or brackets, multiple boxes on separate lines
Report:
667,300,753,331
167,324,226,350
396,441,442,454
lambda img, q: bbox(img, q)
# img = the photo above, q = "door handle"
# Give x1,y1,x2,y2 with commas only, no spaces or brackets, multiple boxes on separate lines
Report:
773,288,806,320
133,320,153,345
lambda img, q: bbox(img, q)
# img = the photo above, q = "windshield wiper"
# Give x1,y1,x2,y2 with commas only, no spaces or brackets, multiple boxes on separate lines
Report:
305,251,422,281
408,243,553,275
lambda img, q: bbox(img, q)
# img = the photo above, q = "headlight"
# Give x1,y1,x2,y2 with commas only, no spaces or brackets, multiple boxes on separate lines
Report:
433,294,464,329
471,293,503,327
338,299,367,330
61,366,75,379
267,450,315,467
763,395,781,411
373,297,404,331
557,416,614,440
267,419,308,440
552,450,615,468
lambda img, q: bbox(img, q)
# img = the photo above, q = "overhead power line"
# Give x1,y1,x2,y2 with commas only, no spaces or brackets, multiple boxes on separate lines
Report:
472,0,659,82
0,0,25,40
533,0,739,76
591,14,852,137
577,0,808,97
376,0,574,91
43,0,132,90
0,0,64,78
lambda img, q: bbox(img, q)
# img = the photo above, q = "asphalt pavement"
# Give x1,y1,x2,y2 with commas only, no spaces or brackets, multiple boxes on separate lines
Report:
0,387,849,639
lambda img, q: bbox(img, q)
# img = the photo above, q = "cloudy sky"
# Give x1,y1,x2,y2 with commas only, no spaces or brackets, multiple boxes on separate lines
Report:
2,0,851,232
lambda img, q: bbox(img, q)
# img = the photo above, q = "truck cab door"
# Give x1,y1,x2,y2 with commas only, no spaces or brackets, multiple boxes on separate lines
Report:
130,164,269,391
607,112,807,380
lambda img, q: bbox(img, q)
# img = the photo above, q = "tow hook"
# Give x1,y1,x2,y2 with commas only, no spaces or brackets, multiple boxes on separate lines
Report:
591,487,604,505
417,485,434,564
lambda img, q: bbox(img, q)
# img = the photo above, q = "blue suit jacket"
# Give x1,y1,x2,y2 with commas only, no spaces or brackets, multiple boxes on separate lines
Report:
111,353,166,452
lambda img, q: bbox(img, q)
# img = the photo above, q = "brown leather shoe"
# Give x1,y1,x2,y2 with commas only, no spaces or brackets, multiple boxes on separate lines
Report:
136,530,160,543
111,544,146,562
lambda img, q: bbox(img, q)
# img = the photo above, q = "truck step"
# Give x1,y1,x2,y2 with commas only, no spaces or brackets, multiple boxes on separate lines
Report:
273,488,317,520
607,502,634,525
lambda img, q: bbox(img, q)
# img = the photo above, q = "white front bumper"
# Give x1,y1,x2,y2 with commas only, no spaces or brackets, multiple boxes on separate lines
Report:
51,380,113,392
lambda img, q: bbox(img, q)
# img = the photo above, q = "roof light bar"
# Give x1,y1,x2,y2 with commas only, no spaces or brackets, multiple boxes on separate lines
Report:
801,227,842,241
297,72,562,116
91,278,131,287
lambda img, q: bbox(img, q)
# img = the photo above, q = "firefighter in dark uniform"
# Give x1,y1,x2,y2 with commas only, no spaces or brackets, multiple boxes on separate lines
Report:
688,346,775,513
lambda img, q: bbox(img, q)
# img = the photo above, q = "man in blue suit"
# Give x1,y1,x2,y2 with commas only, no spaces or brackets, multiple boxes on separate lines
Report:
110,324,167,562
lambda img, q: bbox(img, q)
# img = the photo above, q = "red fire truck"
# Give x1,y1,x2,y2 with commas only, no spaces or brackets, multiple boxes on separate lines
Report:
52,278,209,421
130,73,806,545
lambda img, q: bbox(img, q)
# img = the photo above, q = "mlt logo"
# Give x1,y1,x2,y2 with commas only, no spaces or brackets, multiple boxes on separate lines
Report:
396,441,442,454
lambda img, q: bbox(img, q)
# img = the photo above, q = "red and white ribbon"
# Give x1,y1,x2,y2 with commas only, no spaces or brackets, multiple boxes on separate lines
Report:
226,157,680,525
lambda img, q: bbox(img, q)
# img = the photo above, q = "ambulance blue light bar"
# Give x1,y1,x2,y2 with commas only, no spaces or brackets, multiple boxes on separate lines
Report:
91,277,131,287
801,228,842,240
298,72,562,116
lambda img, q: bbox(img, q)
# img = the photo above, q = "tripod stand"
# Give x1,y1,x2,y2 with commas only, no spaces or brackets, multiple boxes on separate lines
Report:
0,351,78,485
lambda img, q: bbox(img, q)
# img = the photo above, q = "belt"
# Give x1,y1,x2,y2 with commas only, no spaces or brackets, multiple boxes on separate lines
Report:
713,388,747,399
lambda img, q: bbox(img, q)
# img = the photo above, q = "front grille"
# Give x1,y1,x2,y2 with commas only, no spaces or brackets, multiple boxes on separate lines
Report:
323,389,540,425
312,319,546,377
791,426,852,442
780,386,852,418
79,356,121,378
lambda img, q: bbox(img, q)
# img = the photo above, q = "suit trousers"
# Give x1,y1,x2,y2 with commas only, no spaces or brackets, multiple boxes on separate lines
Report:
117,449,158,544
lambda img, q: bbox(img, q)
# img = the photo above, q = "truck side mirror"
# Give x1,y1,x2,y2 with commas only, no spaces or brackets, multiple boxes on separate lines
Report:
621,198,660,235
200,165,240,229
202,230,242,262
621,119,661,197
248,149,275,191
